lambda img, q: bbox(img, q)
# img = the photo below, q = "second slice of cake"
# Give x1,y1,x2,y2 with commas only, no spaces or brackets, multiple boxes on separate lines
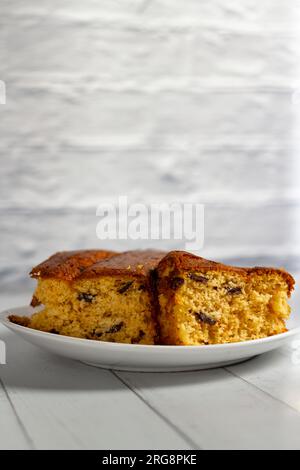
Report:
157,251,295,345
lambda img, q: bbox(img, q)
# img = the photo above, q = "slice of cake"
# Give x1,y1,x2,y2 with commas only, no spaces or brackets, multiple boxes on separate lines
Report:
157,251,295,345
10,250,165,345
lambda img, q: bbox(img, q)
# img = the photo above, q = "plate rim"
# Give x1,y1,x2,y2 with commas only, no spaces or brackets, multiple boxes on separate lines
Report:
1,305,300,352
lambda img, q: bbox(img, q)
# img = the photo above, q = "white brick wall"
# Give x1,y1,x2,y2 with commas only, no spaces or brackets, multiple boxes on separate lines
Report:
1,0,300,287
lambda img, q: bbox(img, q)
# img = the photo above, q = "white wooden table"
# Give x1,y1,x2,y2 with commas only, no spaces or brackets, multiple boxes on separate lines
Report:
1,288,300,450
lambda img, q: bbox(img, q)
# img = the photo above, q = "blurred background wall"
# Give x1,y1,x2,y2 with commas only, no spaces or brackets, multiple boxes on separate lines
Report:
1,0,300,290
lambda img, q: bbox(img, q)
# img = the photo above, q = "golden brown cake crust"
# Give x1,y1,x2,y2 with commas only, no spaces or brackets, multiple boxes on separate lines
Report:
30,250,117,281
79,250,166,279
157,250,295,295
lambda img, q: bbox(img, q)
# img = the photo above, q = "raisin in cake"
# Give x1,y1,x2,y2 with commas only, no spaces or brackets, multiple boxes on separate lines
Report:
157,251,295,345
10,250,165,345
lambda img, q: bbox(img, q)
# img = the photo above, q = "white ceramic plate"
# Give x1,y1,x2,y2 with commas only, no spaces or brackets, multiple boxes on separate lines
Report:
1,306,300,372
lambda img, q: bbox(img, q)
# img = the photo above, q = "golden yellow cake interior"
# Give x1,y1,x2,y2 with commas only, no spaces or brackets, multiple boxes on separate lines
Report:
29,276,156,344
